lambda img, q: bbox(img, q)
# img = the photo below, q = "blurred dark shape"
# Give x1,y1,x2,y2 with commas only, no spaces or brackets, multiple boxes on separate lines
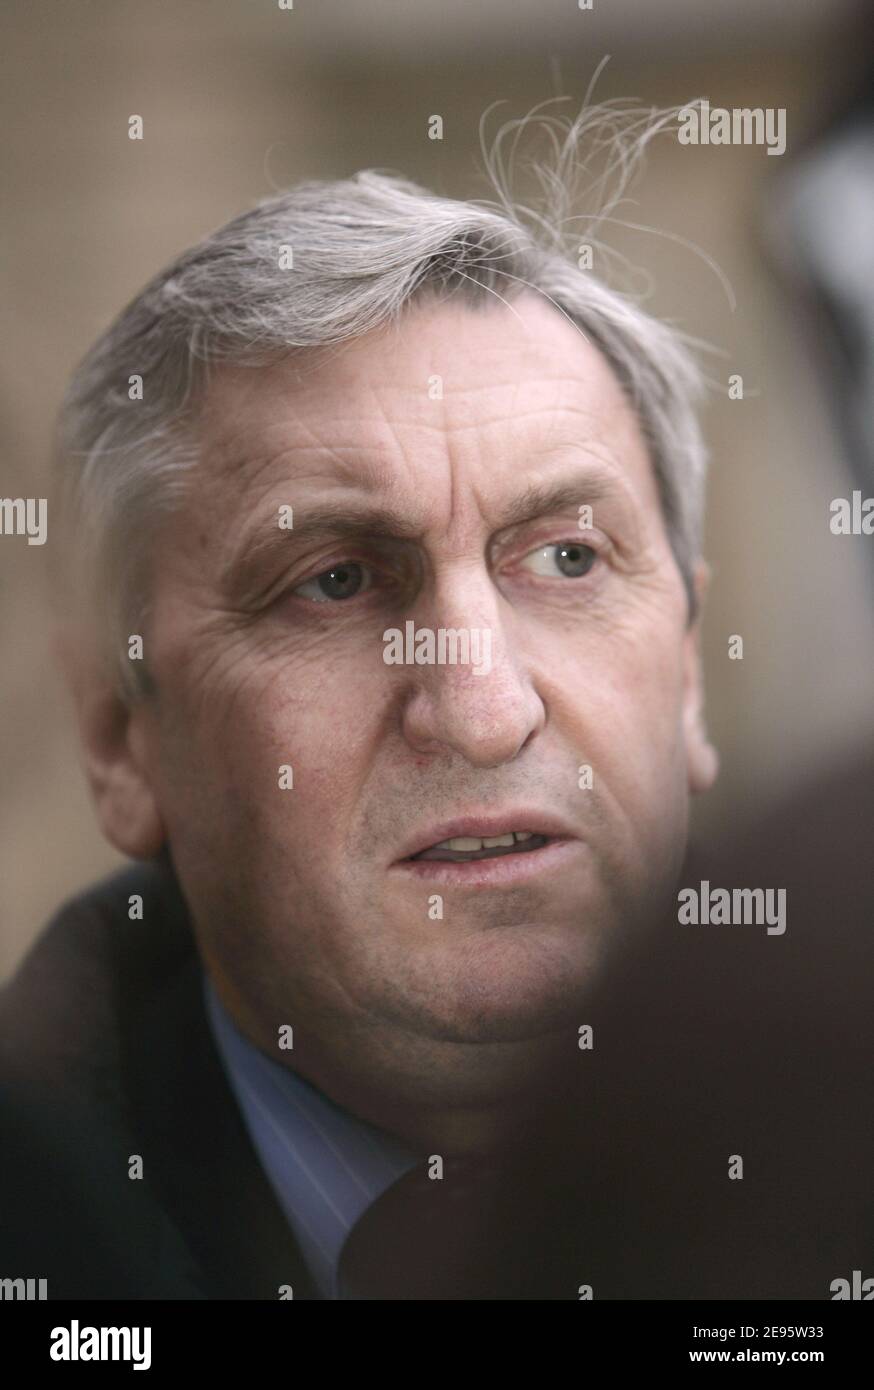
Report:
1,832,871,1300
764,68,874,497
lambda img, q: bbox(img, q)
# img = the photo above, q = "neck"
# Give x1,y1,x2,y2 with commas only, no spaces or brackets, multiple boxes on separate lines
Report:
209,964,582,1158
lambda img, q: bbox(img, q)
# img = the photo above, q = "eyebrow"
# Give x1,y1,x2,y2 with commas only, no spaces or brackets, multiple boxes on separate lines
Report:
493,470,623,528
222,464,630,602
223,500,421,601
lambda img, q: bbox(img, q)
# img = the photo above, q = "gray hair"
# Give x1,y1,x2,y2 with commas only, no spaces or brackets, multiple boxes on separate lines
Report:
52,96,712,700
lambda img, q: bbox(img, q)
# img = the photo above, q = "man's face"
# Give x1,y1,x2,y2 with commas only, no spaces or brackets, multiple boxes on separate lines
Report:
125,291,715,1071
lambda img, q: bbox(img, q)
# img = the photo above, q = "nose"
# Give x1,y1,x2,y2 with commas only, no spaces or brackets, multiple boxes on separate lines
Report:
396,567,545,768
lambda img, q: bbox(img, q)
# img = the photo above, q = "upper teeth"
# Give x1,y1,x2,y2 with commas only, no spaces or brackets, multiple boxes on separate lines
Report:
430,831,535,851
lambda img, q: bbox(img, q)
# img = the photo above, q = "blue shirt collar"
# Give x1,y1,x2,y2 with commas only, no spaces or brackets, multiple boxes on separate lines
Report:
202,972,421,1298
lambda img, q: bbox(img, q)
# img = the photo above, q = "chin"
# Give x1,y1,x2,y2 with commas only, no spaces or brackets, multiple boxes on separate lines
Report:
428,927,605,1044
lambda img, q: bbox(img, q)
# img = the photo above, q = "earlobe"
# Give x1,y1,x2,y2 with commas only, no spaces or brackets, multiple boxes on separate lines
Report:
83,689,166,858
683,675,720,796
62,637,166,859
686,715,720,794
682,560,720,796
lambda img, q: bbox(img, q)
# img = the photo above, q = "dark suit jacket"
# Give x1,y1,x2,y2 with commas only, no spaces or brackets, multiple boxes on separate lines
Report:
1,775,872,1300
0,859,320,1299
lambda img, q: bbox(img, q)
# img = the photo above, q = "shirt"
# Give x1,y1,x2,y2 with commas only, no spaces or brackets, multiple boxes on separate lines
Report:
202,972,421,1299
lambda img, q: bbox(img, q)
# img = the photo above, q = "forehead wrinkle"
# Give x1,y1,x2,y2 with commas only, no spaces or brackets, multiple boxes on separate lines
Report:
365,396,610,442
201,339,651,565
201,340,633,487
206,430,399,502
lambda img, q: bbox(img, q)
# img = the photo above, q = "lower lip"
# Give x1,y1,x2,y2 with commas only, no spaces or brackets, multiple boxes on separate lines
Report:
391,837,580,887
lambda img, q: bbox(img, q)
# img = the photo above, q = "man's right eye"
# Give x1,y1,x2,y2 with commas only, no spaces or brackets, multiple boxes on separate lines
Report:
291,561,375,603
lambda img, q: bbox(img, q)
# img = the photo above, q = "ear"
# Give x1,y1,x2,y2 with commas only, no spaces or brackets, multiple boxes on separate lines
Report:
57,630,166,858
681,561,719,796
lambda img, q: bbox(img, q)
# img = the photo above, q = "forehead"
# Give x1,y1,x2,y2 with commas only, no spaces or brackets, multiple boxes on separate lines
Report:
192,290,655,511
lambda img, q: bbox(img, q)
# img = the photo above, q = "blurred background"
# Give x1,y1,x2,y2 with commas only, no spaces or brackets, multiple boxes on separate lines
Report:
2,0,873,979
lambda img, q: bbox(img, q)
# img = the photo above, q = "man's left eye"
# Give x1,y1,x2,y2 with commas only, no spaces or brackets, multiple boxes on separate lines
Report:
291,561,375,602
518,541,598,578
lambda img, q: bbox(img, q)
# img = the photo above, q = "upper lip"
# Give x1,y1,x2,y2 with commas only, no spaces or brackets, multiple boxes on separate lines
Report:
394,810,581,863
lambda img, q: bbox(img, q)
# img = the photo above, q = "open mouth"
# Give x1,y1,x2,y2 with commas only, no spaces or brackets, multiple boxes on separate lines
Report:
407,831,551,863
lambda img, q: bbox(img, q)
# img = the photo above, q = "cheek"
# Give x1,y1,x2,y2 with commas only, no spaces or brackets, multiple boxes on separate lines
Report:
159,645,386,859
555,619,689,819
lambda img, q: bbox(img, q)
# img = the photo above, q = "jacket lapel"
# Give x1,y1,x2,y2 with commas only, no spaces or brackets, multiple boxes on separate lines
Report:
121,862,322,1300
